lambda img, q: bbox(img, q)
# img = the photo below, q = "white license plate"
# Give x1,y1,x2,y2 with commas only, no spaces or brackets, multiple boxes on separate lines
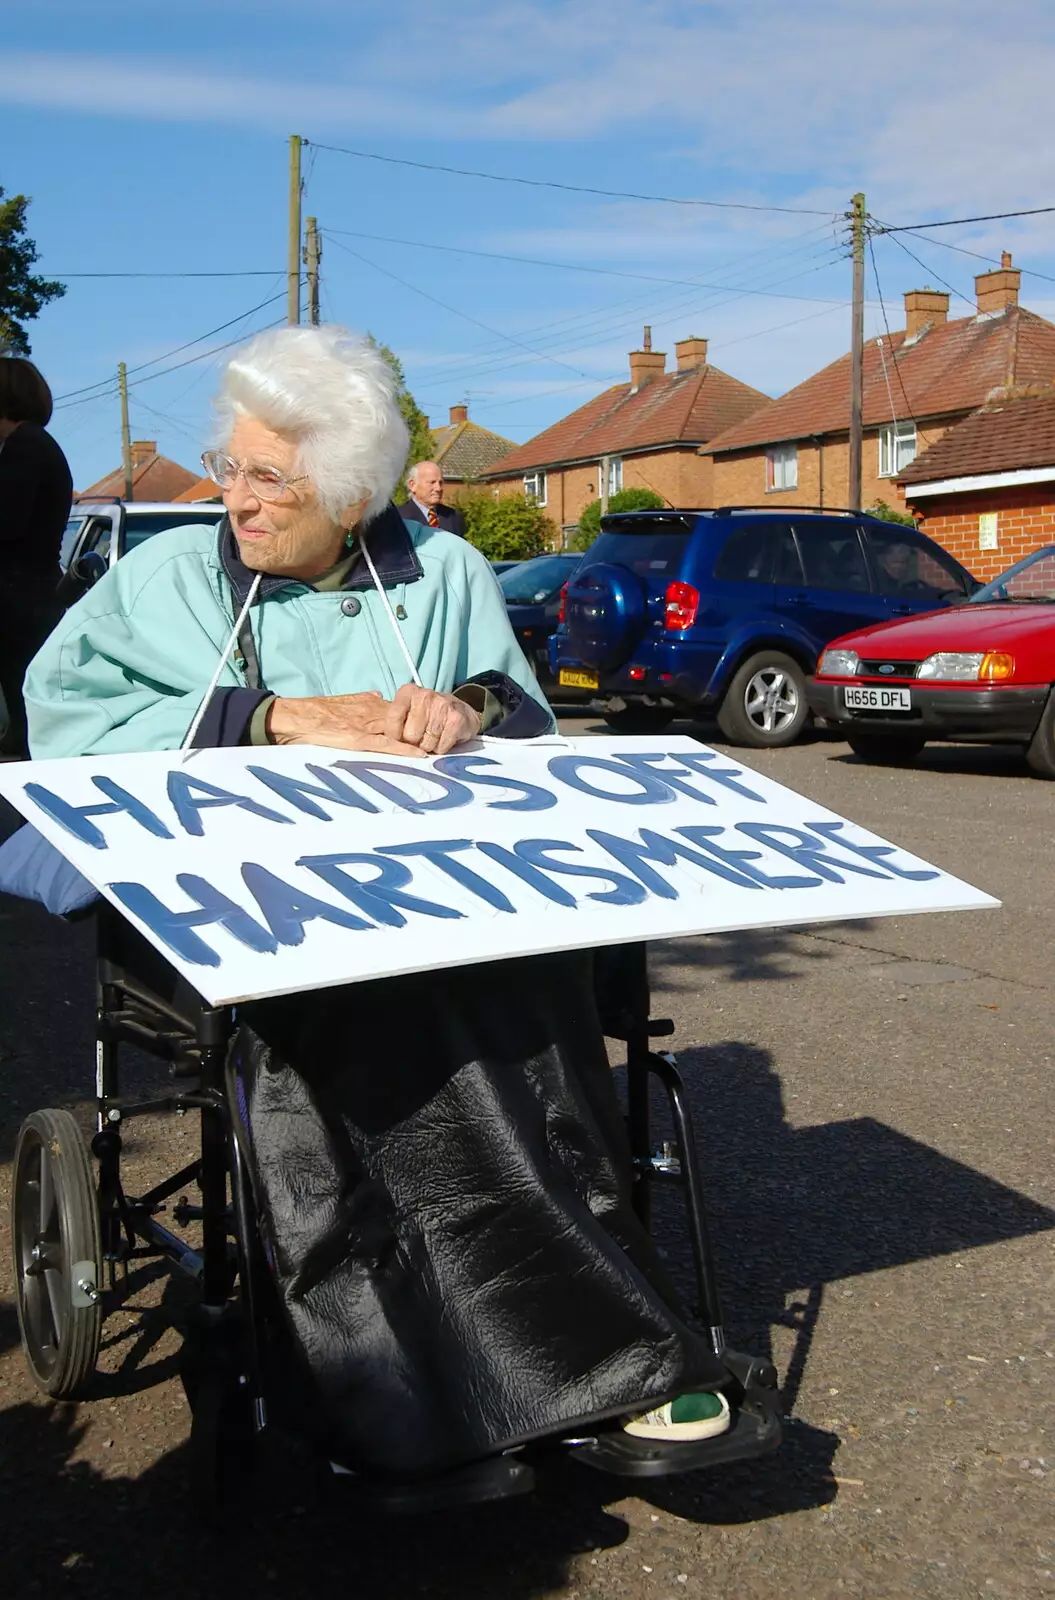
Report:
844,685,912,712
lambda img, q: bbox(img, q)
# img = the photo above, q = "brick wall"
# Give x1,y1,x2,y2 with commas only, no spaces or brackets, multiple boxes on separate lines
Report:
905,483,1055,580
711,423,951,512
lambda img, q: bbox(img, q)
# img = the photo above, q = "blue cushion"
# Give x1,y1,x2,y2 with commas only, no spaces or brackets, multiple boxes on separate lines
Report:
0,825,99,916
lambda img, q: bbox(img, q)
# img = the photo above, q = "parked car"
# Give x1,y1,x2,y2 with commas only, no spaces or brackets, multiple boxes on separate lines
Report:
499,553,581,692
490,560,522,577
59,501,226,607
550,508,977,744
809,543,1055,774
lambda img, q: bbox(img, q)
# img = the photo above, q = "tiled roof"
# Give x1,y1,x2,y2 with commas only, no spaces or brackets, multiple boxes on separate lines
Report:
480,363,768,478
898,387,1055,485
78,449,202,502
433,419,515,481
704,306,1055,455
173,476,223,503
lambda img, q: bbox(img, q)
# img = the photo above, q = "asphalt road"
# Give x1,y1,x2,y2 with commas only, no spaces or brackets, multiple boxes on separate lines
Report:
1,719,1052,1600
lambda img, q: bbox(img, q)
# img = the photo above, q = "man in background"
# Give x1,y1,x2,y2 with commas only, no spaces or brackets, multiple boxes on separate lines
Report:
399,460,466,537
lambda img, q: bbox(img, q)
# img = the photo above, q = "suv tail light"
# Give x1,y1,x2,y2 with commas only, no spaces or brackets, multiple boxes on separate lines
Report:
664,580,699,631
558,582,568,624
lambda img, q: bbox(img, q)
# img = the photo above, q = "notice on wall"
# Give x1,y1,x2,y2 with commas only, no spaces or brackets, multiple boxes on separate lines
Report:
0,736,998,1006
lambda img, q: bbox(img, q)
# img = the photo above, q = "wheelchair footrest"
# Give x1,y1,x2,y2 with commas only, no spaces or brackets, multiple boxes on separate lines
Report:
322,1450,536,1514
568,1349,782,1479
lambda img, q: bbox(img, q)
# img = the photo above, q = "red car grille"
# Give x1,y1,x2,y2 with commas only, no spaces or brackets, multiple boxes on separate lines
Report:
858,659,921,679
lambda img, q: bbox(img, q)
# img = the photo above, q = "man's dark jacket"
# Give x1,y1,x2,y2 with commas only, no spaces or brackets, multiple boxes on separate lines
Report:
398,498,466,538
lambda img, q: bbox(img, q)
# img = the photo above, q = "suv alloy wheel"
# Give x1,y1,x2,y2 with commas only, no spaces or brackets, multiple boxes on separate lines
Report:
716,651,809,748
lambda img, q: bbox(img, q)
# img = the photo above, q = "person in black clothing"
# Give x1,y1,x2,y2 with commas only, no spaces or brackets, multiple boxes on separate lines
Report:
398,459,466,536
0,358,72,756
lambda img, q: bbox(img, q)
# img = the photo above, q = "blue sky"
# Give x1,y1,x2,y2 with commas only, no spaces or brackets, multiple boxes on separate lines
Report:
5,0,1055,492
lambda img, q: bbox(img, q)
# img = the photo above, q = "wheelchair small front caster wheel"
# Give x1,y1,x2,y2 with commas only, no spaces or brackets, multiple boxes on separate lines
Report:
12,1108,103,1399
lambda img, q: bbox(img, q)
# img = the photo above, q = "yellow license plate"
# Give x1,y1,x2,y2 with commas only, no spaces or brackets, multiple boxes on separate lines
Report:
559,669,600,690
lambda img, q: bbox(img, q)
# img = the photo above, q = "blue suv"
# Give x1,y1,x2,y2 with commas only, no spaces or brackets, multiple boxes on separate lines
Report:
550,508,978,746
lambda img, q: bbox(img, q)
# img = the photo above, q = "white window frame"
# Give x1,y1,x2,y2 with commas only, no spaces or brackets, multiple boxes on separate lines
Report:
878,420,917,477
523,471,547,507
606,457,623,496
766,442,798,492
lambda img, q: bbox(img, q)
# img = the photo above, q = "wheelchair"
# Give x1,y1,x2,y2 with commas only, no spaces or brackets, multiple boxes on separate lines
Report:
11,902,781,1514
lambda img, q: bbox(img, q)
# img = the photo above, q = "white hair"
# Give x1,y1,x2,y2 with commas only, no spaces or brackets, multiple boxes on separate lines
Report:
406,459,440,489
213,325,410,523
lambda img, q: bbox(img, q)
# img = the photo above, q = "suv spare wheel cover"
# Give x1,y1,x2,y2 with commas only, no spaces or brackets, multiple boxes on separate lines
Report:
564,562,648,671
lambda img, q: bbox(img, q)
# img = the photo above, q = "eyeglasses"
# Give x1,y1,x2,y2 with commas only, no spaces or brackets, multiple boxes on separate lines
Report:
201,450,310,503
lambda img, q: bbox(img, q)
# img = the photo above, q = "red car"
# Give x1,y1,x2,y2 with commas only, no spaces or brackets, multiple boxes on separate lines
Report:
809,544,1055,775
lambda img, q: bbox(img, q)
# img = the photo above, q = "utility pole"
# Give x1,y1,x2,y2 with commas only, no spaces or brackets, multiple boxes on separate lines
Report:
305,216,321,326
117,362,133,500
848,191,866,512
600,455,611,516
288,134,303,325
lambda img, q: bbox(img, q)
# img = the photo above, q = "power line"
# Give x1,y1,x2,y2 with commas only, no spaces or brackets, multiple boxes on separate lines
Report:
53,292,286,406
408,245,846,390
324,234,601,380
876,228,974,309
872,220,1055,291
867,235,916,430
52,270,281,279
306,140,835,217
322,225,852,305
876,205,1055,233
391,229,842,383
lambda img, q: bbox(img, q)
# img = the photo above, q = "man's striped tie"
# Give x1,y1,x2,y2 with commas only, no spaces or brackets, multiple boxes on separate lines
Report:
427,506,439,528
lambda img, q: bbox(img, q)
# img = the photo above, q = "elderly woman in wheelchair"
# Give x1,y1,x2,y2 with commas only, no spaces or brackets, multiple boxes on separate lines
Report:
4,327,778,1506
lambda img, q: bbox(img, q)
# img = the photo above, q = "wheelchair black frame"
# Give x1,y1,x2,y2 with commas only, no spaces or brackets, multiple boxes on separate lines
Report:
85,908,780,1488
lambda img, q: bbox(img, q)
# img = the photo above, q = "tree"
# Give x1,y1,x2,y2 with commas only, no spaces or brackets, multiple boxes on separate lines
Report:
569,486,666,551
867,498,916,527
460,491,556,561
0,189,64,356
369,338,434,502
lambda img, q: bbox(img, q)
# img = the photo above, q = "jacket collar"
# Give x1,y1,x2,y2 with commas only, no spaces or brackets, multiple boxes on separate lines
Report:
219,501,425,606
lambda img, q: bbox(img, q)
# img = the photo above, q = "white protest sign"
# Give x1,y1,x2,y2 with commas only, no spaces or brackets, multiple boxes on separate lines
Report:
0,736,998,1007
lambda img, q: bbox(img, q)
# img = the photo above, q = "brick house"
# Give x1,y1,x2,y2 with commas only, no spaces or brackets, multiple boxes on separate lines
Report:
479,332,768,536
77,440,202,502
896,385,1055,580
702,257,1055,514
427,403,515,491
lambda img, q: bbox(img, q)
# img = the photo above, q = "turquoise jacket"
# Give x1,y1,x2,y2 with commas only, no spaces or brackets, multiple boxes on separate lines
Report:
26,508,555,758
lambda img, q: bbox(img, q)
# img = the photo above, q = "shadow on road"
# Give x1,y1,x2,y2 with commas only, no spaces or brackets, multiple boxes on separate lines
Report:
641,1036,1055,1413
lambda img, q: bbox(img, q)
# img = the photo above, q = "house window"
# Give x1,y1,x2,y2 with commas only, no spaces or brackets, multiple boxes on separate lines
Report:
605,457,623,496
766,443,798,492
523,471,547,507
878,420,917,477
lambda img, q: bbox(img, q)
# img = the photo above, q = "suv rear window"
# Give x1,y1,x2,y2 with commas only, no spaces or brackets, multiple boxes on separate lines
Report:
713,524,772,582
584,529,689,579
125,509,225,551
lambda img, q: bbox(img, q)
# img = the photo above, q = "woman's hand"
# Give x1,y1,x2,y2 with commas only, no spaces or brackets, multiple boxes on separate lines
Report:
266,691,426,755
384,683,483,755
265,686,482,755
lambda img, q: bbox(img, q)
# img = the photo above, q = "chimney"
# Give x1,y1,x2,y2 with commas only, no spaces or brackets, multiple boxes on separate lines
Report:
675,336,709,371
449,403,468,426
975,251,1021,315
130,440,157,467
629,325,666,389
903,289,949,338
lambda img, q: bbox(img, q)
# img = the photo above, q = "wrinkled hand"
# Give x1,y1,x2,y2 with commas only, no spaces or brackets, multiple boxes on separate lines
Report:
266,686,482,756
383,683,482,755
267,691,424,755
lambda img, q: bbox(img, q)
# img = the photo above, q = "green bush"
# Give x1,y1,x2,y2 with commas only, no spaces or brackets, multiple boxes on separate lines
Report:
867,498,916,528
460,492,557,561
570,487,666,551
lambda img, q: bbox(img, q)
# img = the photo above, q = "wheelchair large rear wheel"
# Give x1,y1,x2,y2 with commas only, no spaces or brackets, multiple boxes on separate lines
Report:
12,1109,102,1399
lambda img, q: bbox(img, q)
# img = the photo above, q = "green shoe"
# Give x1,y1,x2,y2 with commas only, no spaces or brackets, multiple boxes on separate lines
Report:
623,1390,731,1443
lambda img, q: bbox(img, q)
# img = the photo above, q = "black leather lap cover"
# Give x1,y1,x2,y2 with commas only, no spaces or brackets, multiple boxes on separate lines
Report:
232,949,723,1477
